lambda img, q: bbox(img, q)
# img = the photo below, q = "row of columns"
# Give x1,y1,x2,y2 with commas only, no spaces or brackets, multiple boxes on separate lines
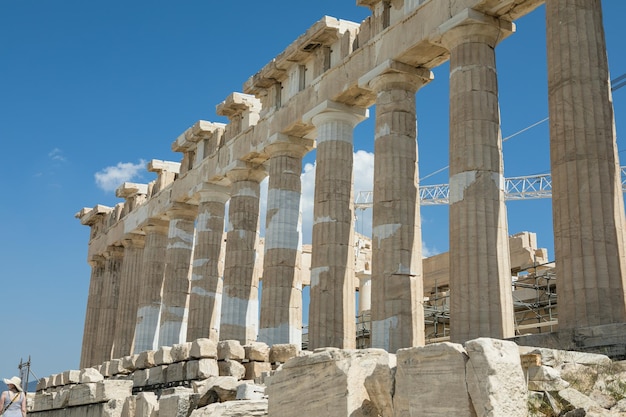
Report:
81,2,626,369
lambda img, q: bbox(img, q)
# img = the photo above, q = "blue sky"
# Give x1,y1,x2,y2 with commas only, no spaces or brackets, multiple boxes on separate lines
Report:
1,1,625,382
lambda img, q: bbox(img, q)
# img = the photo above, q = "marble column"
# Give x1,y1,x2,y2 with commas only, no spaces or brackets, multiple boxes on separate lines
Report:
80,254,105,368
357,272,372,314
361,61,432,351
220,167,265,344
111,233,145,358
546,0,626,329
133,219,169,353
187,185,229,343
94,245,124,363
440,12,515,343
259,136,313,346
303,100,367,350
158,202,197,347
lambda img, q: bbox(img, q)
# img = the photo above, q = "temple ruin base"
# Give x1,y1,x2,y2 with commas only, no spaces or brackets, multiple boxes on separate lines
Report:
27,336,626,417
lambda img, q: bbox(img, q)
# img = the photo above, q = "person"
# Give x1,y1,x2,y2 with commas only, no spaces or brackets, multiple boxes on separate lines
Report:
0,376,26,417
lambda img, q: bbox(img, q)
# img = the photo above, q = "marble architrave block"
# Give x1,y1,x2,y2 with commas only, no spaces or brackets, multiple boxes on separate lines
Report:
166,361,187,384
269,343,298,363
135,350,156,369
155,346,173,365
32,392,53,412
190,338,218,359
217,340,245,361
158,387,197,417
218,359,246,380
394,342,474,417
68,383,97,407
136,392,159,417
465,338,527,417
244,341,270,362
171,342,192,362
186,359,219,380
52,388,70,409
267,348,394,417
133,369,149,388
244,361,273,381
147,365,167,386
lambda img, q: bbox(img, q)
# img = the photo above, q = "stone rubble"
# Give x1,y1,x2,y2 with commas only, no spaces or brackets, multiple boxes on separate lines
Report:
523,346,626,416
27,338,626,416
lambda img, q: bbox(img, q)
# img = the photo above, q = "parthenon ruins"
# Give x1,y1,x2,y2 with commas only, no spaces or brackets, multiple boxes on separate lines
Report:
75,0,626,371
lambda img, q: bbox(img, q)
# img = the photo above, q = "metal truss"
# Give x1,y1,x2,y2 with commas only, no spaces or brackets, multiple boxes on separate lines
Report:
354,167,626,209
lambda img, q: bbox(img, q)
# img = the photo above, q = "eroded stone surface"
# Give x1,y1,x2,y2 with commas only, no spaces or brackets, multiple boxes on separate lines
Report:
269,344,298,363
267,348,393,417
465,338,527,417
190,399,268,417
218,359,246,380
395,342,474,417
245,342,270,362
190,339,218,359
527,365,570,392
218,340,245,361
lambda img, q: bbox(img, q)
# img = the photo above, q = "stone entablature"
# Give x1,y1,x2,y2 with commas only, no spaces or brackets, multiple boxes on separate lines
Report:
81,0,536,257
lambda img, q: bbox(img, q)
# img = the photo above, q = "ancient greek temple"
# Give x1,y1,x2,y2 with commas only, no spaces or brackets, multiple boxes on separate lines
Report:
76,0,626,369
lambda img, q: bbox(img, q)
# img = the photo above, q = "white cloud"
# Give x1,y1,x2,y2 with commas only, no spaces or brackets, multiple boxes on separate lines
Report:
299,150,375,244
48,148,66,162
299,161,316,243
95,160,147,192
295,150,438,258
422,243,439,258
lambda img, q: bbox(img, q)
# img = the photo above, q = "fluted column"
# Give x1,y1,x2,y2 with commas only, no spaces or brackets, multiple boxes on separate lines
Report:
80,255,105,368
133,219,169,353
158,202,197,347
357,272,372,314
94,245,124,363
361,61,432,351
220,167,266,344
259,136,313,346
187,185,230,343
111,234,145,358
440,12,515,343
546,0,626,328
304,100,367,349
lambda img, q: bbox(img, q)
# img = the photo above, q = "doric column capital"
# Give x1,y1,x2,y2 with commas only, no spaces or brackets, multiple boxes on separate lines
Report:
265,133,314,159
103,245,124,260
226,164,267,184
434,8,515,50
122,233,146,250
303,100,368,130
359,60,433,93
166,202,198,221
197,183,231,204
88,254,106,268
142,218,170,235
